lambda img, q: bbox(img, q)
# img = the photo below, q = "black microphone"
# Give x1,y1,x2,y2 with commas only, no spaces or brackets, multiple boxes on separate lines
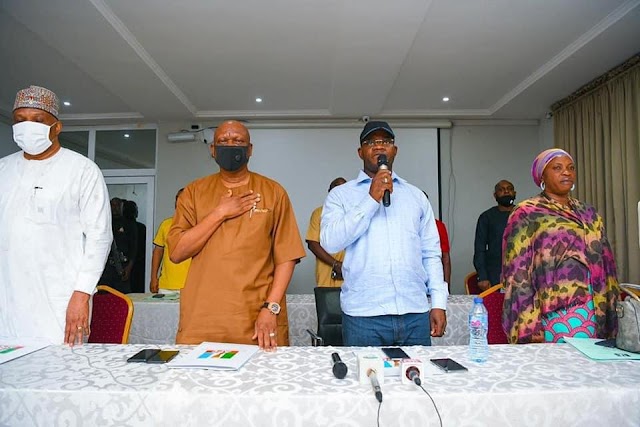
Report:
377,154,391,207
367,368,383,402
331,352,348,379
406,366,421,386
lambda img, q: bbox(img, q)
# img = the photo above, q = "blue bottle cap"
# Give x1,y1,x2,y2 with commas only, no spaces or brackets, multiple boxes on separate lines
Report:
473,297,483,303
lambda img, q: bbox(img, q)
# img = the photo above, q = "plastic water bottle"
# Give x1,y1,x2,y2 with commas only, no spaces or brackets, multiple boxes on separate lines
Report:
469,297,489,363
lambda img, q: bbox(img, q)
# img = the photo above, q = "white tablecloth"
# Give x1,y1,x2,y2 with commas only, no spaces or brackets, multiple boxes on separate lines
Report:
128,294,474,346
128,293,180,344
1,343,638,426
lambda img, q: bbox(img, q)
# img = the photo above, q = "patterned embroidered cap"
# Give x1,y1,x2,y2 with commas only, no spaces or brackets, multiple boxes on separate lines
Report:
13,85,59,118
531,148,574,187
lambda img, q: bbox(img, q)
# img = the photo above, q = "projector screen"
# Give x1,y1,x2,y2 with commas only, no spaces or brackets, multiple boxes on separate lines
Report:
236,126,440,294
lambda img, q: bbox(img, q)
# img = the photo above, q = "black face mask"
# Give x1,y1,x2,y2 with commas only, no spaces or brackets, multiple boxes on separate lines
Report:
214,145,249,172
496,195,515,207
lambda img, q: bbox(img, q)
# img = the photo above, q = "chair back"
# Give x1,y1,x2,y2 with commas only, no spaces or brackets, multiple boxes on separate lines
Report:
88,285,134,344
465,271,481,295
479,284,508,344
314,287,343,346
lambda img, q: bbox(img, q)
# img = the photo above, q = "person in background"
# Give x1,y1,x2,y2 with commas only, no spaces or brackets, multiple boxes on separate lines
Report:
473,180,516,291
435,219,451,290
0,85,112,345
423,192,451,290
123,200,146,293
100,197,138,294
502,149,618,344
167,120,305,351
306,177,347,287
321,121,447,347
150,189,191,294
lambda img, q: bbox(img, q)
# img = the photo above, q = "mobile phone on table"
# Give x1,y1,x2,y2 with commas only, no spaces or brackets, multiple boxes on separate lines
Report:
146,350,180,364
127,349,160,363
430,358,468,373
381,347,411,359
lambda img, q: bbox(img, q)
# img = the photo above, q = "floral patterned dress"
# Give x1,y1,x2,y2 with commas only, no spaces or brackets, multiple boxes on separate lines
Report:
501,194,618,344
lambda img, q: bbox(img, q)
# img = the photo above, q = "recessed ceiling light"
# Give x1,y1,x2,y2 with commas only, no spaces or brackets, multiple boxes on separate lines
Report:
124,133,130,138
63,101,71,106
442,97,450,102
255,97,263,103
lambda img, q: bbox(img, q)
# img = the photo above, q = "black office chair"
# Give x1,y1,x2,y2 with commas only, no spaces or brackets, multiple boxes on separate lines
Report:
306,287,343,346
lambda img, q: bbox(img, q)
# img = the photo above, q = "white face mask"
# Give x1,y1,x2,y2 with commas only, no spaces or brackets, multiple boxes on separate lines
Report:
12,121,55,155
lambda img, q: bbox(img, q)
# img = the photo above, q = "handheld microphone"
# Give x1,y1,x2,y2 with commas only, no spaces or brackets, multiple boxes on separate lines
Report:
377,154,391,207
406,366,421,385
331,352,348,379
367,368,383,402
401,359,424,385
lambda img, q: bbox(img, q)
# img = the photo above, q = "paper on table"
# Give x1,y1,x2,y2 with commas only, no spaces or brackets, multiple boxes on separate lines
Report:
167,342,259,370
0,340,49,365
564,337,640,361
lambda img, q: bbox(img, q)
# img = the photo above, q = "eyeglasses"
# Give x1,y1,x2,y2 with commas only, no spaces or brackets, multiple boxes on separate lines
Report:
361,138,394,147
216,138,248,146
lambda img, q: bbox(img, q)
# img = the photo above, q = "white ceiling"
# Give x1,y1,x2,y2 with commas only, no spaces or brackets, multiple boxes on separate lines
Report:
1,0,639,124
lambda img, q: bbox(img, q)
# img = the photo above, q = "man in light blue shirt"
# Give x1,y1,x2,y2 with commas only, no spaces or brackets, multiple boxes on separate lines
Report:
320,121,448,346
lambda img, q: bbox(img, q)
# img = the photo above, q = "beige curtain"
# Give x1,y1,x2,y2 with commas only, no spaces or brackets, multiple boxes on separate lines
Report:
554,64,640,284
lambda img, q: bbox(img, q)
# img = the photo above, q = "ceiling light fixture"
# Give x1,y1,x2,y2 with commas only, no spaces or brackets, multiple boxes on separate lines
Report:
255,97,263,103
442,97,450,102
63,101,71,106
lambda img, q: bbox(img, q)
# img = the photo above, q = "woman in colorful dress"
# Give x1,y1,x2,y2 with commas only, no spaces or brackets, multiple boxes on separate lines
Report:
501,148,619,344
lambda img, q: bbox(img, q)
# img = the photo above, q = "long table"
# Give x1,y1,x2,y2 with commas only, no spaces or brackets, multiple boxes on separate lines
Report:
1,343,638,426
128,294,474,346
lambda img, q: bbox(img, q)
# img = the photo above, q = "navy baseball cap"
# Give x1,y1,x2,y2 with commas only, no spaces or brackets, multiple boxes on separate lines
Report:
360,121,395,143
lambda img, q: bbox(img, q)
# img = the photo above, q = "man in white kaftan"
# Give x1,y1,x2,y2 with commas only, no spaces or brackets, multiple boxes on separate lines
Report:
0,86,112,345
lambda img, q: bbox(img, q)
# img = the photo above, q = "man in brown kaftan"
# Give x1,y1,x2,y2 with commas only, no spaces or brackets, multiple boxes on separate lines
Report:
167,121,305,351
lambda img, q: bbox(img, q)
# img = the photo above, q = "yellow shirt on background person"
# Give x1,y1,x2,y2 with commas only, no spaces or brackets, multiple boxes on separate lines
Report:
153,218,191,290
306,206,345,287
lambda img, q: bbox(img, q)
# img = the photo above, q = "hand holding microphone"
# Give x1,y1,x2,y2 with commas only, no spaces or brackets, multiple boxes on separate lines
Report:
376,154,391,207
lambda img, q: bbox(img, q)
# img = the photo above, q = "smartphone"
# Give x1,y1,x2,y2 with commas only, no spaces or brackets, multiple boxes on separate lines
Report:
152,294,165,299
430,358,468,373
381,347,411,359
146,350,180,364
127,349,160,363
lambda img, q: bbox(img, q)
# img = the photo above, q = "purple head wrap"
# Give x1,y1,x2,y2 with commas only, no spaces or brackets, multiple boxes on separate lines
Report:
531,148,574,188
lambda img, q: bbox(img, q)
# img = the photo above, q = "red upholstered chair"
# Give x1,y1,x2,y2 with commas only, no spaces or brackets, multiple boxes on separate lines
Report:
465,271,481,295
88,285,134,344
479,284,508,344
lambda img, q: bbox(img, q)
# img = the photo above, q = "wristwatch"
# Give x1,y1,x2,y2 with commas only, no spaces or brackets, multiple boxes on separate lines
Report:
261,301,281,315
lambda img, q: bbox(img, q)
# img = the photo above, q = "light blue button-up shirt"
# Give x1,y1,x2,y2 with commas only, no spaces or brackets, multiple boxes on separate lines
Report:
320,170,448,316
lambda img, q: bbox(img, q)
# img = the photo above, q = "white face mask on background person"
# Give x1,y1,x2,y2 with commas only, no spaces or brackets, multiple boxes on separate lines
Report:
12,121,56,155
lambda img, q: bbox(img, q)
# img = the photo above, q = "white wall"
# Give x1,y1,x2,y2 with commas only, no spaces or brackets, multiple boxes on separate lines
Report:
0,121,19,158
539,116,554,151
440,122,542,294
